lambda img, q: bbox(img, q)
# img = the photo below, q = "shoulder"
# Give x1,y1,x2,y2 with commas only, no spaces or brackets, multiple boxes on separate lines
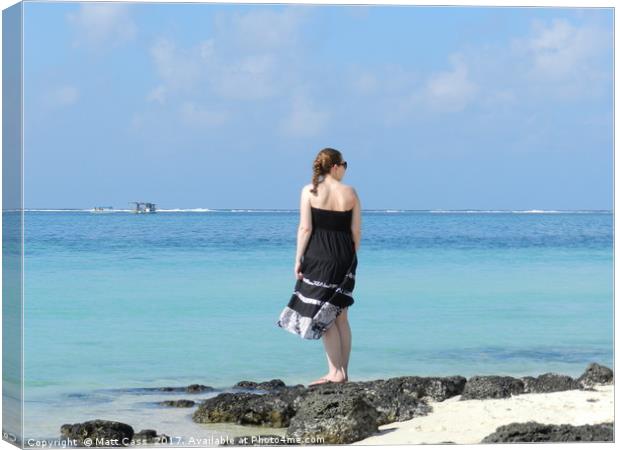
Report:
340,184,358,199
301,184,314,198
337,184,358,209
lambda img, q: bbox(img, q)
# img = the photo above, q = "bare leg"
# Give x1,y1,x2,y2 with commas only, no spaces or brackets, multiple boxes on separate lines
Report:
309,321,346,385
323,323,346,381
334,307,351,381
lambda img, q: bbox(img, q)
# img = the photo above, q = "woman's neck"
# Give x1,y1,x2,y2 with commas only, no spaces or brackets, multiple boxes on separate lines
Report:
323,174,339,184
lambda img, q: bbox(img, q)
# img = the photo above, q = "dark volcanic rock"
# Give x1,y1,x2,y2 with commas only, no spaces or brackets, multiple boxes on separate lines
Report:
480,421,614,442
156,386,181,392
60,419,134,447
577,363,614,388
132,429,170,444
296,376,464,426
285,392,379,444
234,379,287,391
159,399,196,407
193,392,263,424
156,384,214,393
193,387,305,427
382,375,467,402
195,376,462,431
521,373,582,394
187,383,214,393
233,388,305,428
460,376,524,400
291,380,426,426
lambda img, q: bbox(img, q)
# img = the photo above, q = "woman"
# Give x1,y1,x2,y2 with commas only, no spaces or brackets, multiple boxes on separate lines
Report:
276,147,361,385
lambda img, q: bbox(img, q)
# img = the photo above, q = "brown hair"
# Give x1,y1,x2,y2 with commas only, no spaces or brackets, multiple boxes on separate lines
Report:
310,147,343,195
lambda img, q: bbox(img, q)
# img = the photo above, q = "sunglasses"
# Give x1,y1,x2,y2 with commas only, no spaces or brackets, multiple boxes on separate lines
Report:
338,161,348,169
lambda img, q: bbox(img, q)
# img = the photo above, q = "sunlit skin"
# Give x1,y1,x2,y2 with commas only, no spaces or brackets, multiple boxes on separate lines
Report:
294,159,361,385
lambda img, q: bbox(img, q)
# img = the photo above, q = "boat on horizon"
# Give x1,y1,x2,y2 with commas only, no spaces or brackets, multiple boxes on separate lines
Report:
130,202,157,213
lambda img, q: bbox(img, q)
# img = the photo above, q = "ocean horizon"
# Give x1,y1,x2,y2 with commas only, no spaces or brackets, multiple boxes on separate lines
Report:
13,208,614,213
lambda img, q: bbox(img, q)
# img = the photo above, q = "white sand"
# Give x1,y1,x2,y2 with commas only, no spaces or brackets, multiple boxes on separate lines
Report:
352,384,614,445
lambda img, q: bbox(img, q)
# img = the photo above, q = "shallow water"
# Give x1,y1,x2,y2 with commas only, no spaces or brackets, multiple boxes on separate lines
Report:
17,210,612,442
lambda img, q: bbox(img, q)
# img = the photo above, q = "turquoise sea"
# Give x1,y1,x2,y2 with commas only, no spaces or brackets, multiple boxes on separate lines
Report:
14,209,614,441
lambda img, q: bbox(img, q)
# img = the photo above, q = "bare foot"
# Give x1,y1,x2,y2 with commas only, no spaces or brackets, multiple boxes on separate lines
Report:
325,374,346,383
309,374,347,385
308,377,332,386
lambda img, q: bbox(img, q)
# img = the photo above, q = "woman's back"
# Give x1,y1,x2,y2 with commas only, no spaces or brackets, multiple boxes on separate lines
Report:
308,181,355,212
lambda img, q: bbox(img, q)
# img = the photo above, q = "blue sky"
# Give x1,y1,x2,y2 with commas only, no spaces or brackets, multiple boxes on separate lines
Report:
22,1,613,210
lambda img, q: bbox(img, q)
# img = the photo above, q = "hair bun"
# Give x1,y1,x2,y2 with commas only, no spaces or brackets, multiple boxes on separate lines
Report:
310,147,343,195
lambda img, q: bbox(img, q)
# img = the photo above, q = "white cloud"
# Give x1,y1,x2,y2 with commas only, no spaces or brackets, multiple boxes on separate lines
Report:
510,17,611,98
66,3,136,49
147,6,312,104
138,6,314,135
422,53,478,113
347,15,610,126
214,6,309,52
518,18,598,78
149,38,203,93
210,53,278,100
279,93,329,138
148,36,279,102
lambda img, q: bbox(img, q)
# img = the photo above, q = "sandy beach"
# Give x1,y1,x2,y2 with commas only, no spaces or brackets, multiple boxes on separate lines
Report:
352,384,614,445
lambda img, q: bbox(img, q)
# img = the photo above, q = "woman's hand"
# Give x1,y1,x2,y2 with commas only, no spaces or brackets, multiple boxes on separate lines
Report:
294,260,303,280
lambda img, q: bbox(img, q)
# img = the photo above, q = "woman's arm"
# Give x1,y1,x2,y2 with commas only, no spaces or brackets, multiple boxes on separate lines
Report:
350,187,361,251
295,185,313,264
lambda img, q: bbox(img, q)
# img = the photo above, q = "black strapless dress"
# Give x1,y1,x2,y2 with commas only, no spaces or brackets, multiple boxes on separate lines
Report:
276,206,358,340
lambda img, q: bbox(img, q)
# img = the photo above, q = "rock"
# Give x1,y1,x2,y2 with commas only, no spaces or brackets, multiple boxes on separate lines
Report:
521,373,582,393
233,379,287,391
480,421,614,442
234,381,260,389
382,375,467,402
304,379,432,425
195,376,459,431
187,384,214,393
159,399,196,407
234,388,304,428
155,384,214,393
294,376,463,426
577,363,614,388
286,392,379,444
156,387,179,392
460,376,524,400
193,387,304,427
60,419,134,447
219,435,295,446
193,392,262,424
131,429,170,444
